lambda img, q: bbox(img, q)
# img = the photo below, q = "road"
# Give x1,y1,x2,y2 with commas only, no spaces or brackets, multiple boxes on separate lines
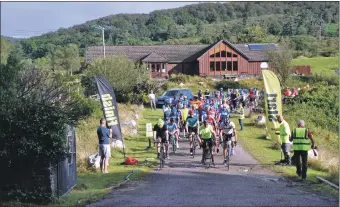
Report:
88,137,338,207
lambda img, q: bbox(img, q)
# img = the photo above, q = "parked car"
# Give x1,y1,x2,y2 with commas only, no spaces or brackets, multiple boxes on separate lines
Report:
156,88,193,108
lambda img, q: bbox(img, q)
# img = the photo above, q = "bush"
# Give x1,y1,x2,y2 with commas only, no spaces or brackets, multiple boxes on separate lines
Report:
84,55,150,103
216,79,264,90
0,65,94,202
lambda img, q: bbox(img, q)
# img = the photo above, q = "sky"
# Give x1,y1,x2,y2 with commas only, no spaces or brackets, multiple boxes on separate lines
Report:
1,2,198,38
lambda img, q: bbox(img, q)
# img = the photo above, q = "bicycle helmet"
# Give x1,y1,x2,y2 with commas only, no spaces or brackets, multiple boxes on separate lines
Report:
157,119,164,128
170,118,174,123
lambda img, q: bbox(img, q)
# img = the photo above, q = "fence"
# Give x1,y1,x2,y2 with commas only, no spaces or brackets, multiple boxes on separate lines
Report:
294,65,311,75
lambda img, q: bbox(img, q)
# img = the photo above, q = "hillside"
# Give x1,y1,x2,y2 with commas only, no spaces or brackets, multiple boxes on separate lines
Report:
15,2,338,59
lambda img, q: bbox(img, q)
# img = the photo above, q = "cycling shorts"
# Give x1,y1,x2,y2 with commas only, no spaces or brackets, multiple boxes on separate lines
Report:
188,126,198,134
223,134,233,142
202,138,213,148
156,137,168,143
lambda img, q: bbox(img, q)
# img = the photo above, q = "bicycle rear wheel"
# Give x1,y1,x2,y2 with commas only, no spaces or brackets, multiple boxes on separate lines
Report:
192,134,196,158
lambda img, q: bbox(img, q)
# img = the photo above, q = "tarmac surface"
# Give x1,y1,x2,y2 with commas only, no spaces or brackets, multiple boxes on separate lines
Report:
88,136,338,207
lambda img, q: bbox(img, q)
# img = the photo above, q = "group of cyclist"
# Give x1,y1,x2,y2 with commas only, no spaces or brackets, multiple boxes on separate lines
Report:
152,88,260,166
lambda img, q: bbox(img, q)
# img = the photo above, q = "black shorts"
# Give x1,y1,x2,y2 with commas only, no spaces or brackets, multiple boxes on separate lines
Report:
202,138,213,148
250,97,255,102
188,126,198,134
223,134,233,142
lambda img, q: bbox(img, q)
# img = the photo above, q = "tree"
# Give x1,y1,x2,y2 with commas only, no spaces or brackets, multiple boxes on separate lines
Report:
266,42,293,86
1,38,12,65
238,25,266,43
84,55,150,103
34,57,52,71
51,44,80,75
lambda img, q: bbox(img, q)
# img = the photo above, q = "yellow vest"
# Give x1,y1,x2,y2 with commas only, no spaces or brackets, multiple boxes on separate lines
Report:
279,120,291,144
237,106,244,119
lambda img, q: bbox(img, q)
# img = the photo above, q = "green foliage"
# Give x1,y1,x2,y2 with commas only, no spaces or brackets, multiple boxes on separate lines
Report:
0,61,94,202
266,42,293,86
216,79,264,90
84,55,150,103
1,37,12,65
16,2,339,60
51,44,81,75
292,56,339,76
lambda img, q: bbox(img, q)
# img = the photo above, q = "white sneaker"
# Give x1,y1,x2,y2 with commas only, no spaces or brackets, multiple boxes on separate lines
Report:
231,149,235,155
177,143,179,148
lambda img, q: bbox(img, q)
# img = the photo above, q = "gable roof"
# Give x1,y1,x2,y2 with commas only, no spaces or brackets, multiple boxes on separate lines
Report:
86,44,209,63
142,52,169,63
85,40,276,63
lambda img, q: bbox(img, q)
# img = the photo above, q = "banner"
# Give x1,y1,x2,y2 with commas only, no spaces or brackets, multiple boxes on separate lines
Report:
95,76,125,157
146,123,153,137
261,69,282,140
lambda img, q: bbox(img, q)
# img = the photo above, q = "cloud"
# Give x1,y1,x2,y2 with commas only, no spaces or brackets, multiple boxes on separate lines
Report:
1,2,198,37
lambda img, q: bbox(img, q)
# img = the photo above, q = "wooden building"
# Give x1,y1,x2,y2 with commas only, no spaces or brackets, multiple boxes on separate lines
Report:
86,40,276,78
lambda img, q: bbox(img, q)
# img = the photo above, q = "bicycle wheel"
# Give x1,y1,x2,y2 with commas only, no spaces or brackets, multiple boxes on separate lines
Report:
192,134,196,158
172,136,177,153
227,142,232,170
159,145,164,169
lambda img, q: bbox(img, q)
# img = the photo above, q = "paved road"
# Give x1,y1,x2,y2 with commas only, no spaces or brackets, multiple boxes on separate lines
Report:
88,137,338,207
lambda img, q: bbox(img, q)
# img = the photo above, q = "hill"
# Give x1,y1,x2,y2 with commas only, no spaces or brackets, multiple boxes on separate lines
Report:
13,2,340,59
1,35,24,44
292,56,339,75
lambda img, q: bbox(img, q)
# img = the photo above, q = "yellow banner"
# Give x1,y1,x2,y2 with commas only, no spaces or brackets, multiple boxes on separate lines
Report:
262,69,282,140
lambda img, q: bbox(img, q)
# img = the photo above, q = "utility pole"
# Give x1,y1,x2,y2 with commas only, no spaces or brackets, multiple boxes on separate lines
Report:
101,27,105,58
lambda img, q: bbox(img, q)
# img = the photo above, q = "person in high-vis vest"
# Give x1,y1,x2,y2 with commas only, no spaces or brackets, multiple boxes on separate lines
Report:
290,120,315,181
274,115,292,165
237,102,245,131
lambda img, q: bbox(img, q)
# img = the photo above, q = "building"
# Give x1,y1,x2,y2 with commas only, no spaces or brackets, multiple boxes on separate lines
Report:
85,40,276,78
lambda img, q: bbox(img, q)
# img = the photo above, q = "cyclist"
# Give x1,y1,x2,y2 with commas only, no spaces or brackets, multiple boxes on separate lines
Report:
182,96,189,108
180,104,189,137
198,89,203,99
169,106,180,127
163,100,171,119
153,119,169,159
186,110,200,155
199,120,216,165
219,118,238,164
167,118,179,152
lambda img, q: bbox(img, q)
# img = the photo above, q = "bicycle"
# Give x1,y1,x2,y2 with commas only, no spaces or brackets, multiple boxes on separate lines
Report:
202,139,214,168
169,134,177,154
189,132,198,158
159,141,166,169
224,140,232,170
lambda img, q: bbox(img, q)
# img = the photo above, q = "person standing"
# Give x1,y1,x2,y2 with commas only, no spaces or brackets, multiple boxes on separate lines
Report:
237,102,245,131
274,115,292,165
148,90,156,110
97,118,112,174
290,120,315,181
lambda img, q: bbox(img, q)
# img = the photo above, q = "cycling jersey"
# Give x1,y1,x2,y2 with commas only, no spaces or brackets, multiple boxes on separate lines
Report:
220,109,230,119
181,108,189,121
182,100,189,107
220,121,235,135
167,123,177,133
200,124,214,139
186,116,198,128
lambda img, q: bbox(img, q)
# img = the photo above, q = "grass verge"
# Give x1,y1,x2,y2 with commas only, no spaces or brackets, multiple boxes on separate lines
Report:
233,114,339,199
292,56,339,75
50,108,163,206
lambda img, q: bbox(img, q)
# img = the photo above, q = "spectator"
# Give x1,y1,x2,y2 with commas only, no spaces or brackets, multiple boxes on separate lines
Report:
291,88,299,97
148,90,156,110
284,88,292,97
97,118,112,174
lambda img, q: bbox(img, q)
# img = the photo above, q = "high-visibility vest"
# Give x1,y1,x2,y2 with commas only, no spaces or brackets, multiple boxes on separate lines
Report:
292,128,311,151
237,107,244,119
279,121,291,144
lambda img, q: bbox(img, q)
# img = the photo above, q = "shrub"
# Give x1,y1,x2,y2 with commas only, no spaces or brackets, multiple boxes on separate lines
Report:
83,55,150,103
216,79,264,90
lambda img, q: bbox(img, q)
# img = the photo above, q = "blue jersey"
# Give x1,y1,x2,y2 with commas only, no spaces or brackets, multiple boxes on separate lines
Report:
220,109,230,119
167,123,177,132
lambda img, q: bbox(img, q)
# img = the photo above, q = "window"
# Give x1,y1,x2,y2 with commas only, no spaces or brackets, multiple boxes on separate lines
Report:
210,52,221,58
233,54,237,58
227,62,232,71
216,61,221,71
222,62,227,71
233,61,238,71
221,51,227,57
210,62,214,72
151,63,156,72
227,52,232,57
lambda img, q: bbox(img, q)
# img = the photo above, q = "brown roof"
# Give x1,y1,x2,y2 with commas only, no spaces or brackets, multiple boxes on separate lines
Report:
142,52,169,63
85,40,276,63
86,45,209,63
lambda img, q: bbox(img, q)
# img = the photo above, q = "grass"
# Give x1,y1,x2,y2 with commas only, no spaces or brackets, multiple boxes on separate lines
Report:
233,113,339,199
48,107,163,206
292,56,339,76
